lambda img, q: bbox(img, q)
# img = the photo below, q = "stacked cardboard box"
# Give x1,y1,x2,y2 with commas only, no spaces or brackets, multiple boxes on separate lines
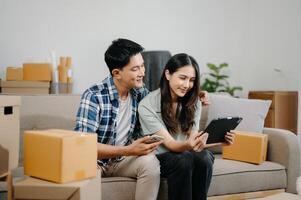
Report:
4,59,74,94
2,63,52,94
1,80,50,94
0,95,20,170
14,170,101,200
6,67,23,81
23,63,52,81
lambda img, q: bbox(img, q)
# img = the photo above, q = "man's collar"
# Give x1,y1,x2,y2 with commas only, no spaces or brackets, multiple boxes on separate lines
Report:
106,75,138,101
106,75,119,101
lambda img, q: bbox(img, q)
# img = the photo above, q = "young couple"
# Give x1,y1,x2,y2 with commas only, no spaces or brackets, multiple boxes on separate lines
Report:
75,38,235,200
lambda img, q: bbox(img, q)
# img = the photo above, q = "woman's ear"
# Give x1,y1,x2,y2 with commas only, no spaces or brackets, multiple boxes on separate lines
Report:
165,70,170,81
112,69,121,79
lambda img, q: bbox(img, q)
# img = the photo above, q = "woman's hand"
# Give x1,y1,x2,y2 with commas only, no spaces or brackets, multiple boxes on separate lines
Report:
187,131,208,152
224,131,235,145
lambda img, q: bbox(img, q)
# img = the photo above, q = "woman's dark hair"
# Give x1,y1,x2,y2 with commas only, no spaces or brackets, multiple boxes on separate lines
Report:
160,53,200,135
104,38,144,74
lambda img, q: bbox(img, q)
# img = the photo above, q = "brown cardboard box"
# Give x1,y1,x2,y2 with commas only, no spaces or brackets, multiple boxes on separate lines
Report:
24,129,97,183
222,131,268,164
1,80,50,94
14,170,101,200
0,144,9,176
6,67,23,81
0,95,20,170
23,63,52,81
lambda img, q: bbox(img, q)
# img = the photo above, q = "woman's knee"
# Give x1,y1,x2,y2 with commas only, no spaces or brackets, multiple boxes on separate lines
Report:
175,151,194,172
193,150,214,169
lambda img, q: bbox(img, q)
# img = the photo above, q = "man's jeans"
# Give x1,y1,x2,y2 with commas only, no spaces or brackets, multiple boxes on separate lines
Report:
157,150,214,200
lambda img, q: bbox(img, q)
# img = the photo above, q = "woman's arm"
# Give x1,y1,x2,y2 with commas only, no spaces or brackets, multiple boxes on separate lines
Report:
154,129,208,152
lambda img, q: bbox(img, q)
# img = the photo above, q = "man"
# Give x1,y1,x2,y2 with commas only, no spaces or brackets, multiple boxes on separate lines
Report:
75,38,162,200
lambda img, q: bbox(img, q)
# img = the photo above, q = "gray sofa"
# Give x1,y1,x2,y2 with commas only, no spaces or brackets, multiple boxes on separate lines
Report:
13,94,301,199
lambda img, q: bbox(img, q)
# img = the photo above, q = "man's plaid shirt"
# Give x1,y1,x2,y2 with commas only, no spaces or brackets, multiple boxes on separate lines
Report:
75,75,149,166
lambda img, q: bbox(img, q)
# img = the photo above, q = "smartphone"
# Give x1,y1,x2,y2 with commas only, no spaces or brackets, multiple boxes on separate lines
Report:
144,134,164,144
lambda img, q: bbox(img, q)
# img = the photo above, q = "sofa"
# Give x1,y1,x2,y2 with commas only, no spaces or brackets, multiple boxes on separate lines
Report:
9,94,301,199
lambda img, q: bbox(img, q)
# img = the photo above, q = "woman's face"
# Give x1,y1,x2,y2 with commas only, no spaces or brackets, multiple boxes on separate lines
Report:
165,65,196,100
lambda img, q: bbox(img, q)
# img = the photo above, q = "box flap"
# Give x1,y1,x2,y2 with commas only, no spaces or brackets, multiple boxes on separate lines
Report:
25,129,95,138
0,95,21,107
233,130,267,138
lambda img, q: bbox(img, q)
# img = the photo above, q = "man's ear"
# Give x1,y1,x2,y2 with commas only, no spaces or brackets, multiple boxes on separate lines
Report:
165,70,170,80
112,69,121,79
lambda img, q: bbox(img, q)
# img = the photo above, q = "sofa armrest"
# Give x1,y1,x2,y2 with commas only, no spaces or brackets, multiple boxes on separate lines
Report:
263,127,300,193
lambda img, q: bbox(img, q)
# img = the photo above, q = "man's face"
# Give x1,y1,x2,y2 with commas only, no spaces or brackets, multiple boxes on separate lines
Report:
116,53,145,89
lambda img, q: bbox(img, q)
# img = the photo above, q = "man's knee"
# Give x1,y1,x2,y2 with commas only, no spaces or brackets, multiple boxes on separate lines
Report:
137,154,160,176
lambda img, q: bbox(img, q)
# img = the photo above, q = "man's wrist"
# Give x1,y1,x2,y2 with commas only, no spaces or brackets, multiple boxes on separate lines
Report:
122,145,131,156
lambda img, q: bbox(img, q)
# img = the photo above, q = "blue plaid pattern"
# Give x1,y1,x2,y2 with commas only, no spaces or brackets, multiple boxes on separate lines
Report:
75,75,149,166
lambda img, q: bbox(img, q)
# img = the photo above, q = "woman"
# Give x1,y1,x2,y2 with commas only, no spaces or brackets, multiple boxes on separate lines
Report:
138,53,235,200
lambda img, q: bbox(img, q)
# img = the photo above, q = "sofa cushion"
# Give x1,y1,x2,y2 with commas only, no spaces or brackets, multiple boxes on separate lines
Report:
208,155,287,196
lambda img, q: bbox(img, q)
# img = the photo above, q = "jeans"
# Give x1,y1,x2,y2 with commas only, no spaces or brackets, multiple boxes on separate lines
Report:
156,150,214,200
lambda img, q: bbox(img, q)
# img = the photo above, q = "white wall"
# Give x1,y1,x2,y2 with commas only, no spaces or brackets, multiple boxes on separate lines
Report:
0,0,300,96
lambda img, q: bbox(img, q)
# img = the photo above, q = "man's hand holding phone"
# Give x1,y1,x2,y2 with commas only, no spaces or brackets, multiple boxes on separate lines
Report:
144,134,164,144
127,135,163,156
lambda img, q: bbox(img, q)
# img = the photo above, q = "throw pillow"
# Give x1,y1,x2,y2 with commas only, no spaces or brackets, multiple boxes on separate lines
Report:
206,94,271,133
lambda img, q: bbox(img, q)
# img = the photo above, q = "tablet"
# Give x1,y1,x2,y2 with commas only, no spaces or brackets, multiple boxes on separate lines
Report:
204,117,242,144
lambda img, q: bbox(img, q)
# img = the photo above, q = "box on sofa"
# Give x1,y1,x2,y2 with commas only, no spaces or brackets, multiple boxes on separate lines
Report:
222,131,268,164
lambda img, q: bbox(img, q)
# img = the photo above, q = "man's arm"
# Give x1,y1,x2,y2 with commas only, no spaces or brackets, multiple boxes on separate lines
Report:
97,137,162,159
75,91,100,133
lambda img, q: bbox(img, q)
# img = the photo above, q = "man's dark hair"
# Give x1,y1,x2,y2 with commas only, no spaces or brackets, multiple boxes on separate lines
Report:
104,38,144,73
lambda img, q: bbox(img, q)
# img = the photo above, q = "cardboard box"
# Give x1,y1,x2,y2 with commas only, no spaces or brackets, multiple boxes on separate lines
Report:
0,95,20,170
6,67,23,81
14,170,101,200
0,144,9,176
23,63,52,81
1,80,50,94
24,129,97,183
222,131,268,164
